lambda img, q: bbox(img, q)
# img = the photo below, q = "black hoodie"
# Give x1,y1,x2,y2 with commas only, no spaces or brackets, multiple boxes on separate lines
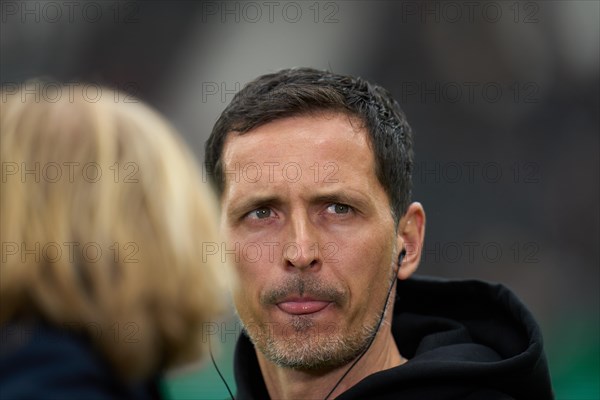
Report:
234,276,554,399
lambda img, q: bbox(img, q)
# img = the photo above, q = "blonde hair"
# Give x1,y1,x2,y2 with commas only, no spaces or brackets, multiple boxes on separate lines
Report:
1,82,230,381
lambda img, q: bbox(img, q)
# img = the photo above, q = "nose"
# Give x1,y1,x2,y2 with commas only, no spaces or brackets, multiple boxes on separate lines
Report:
284,210,321,271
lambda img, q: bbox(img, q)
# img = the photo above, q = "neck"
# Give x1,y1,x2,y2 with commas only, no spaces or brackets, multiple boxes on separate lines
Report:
256,324,405,400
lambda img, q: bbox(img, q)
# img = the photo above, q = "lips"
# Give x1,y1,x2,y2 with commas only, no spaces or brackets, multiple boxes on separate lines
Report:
276,298,332,315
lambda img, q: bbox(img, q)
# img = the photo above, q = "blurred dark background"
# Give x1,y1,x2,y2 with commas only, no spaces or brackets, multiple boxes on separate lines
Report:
2,1,598,398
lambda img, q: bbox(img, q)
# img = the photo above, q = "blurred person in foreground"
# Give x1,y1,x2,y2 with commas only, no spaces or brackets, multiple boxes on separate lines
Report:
0,83,231,399
205,68,553,399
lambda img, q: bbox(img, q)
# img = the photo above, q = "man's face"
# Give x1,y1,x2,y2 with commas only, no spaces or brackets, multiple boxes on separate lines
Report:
220,113,401,371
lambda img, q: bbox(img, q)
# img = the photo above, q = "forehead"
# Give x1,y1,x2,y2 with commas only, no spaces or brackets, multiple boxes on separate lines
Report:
221,113,374,179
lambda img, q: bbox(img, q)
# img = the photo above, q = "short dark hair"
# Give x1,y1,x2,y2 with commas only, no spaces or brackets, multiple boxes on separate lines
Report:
205,67,414,222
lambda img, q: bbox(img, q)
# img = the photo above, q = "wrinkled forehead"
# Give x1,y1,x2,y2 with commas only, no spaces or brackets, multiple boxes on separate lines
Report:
219,113,377,192
221,110,371,159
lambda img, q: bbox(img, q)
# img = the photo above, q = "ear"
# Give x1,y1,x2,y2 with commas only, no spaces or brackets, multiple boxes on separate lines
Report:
396,202,426,280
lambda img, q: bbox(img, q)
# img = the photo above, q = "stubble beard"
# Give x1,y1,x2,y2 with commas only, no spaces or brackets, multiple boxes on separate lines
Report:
251,312,382,371
241,274,396,372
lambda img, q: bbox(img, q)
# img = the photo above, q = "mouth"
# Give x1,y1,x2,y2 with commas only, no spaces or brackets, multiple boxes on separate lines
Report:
276,297,333,315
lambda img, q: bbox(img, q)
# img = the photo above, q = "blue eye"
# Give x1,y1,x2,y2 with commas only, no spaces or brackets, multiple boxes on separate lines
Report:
250,207,272,219
327,204,350,214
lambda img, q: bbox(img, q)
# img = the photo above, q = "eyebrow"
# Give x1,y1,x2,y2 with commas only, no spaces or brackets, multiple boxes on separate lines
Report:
227,190,372,221
310,192,370,211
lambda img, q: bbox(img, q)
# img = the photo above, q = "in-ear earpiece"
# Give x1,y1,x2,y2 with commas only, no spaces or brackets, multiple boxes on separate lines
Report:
398,248,407,266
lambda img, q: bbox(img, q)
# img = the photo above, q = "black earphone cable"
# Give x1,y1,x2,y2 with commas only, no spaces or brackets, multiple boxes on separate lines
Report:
209,332,235,400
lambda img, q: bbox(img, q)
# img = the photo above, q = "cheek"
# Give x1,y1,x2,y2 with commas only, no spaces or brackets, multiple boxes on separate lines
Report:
232,264,265,322
229,240,280,302
333,228,395,271
332,229,396,300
